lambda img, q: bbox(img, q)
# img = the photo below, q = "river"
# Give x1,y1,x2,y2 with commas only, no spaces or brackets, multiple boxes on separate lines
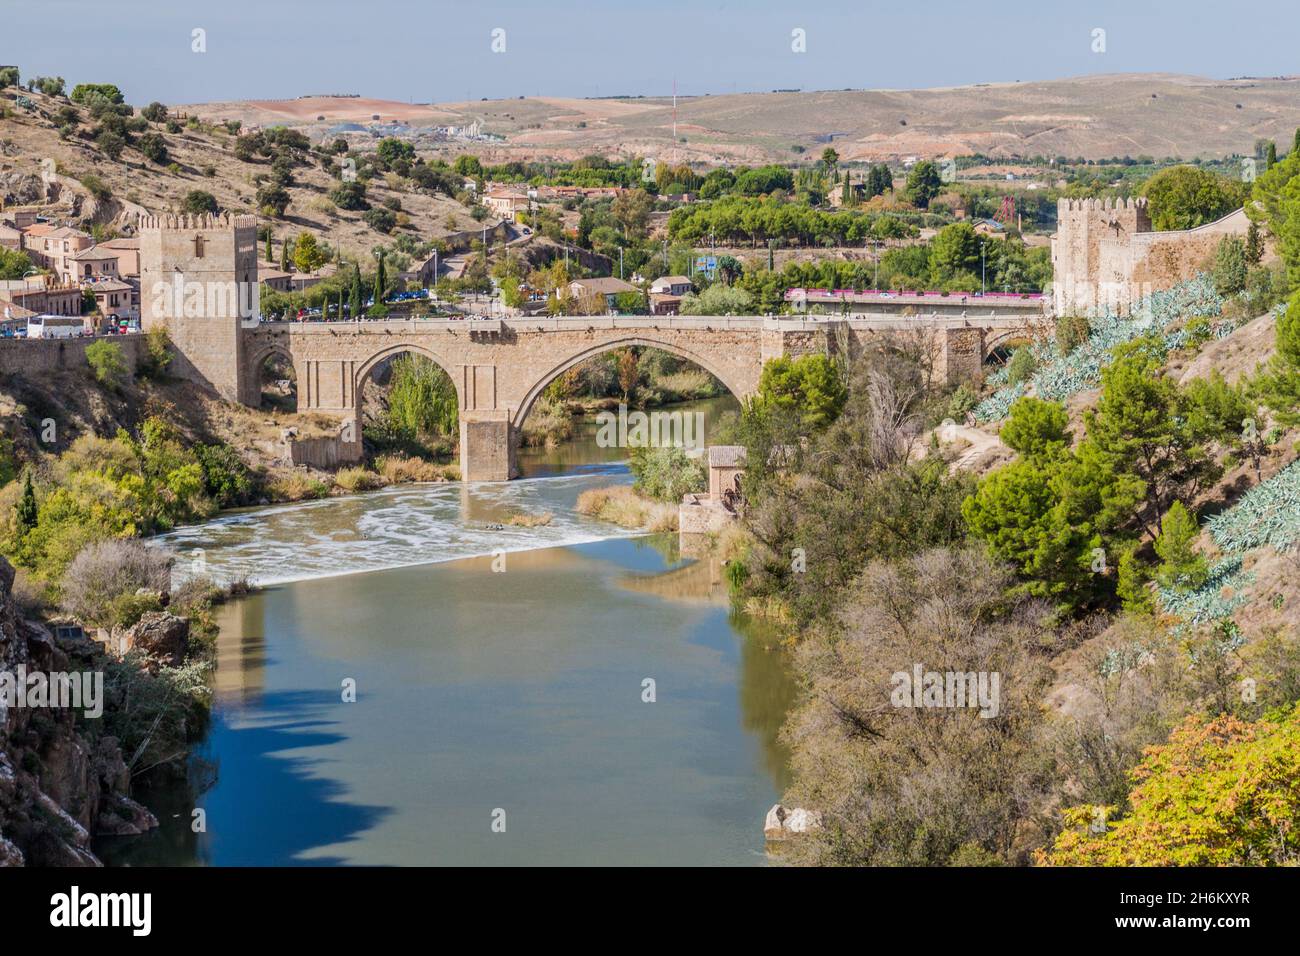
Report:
97,397,797,866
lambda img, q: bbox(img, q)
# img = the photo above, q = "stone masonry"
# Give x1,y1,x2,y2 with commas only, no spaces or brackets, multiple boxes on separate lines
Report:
141,218,1037,480
1052,197,1250,316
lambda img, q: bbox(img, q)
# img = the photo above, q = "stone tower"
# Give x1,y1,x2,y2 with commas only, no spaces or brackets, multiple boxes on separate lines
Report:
1051,197,1151,316
139,213,259,404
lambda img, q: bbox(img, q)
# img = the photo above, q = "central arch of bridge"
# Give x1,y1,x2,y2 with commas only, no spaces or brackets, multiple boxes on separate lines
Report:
512,335,753,430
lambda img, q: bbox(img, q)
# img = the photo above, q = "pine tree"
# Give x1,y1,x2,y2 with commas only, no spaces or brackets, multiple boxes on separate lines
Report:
16,471,37,536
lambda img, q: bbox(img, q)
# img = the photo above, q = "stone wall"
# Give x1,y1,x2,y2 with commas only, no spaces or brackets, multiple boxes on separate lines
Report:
1053,198,1249,315
0,333,145,377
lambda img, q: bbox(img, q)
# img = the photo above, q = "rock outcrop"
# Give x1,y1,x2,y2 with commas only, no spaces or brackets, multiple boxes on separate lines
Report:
764,803,824,842
109,611,189,669
0,558,158,867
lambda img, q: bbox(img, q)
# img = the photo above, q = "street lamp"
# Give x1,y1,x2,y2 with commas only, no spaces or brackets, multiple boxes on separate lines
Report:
980,241,986,295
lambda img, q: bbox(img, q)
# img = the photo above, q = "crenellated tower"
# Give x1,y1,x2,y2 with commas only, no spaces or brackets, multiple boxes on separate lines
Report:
138,213,259,404
1051,197,1151,316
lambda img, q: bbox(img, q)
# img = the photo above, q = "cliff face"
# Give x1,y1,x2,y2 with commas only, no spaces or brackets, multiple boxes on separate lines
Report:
0,557,156,867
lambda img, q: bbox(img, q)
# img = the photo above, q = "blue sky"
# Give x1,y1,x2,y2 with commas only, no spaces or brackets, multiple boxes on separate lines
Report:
6,0,1296,104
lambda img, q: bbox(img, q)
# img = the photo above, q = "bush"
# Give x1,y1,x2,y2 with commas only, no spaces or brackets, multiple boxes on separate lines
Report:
137,132,168,164
333,466,384,492
364,207,397,234
61,539,173,628
1005,345,1037,385
140,326,172,378
85,339,127,389
1054,314,1091,355
141,101,168,123
629,445,706,502
330,181,369,210
194,443,254,508
181,190,219,215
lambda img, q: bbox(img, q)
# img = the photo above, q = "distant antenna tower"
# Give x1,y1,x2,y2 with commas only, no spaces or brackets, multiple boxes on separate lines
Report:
995,195,1016,225
672,77,677,141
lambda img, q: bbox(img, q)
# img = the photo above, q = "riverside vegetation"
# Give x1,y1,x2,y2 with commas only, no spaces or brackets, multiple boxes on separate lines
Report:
716,151,1300,865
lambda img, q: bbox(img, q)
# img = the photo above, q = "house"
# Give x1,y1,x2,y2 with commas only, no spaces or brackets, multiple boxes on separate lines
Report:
0,276,82,317
650,275,692,297
87,278,138,320
258,269,293,292
648,293,682,315
70,245,121,281
679,445,747,537
483,188,530,218
972,219,1005,237
99,237,141,277
567,276,638,312
23,225,94,283
0,222,22,252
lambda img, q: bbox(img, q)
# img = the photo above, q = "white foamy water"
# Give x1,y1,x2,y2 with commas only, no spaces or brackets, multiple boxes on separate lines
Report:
152,464,639,586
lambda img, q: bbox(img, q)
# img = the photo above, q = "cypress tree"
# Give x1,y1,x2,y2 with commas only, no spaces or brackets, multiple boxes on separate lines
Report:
265,230,273,262
280,238,289,271
16,471,37,535
350,263,363,318
374,250,386,306
1266,141,1277,169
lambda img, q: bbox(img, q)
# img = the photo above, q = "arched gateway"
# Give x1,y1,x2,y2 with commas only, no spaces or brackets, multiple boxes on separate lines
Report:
138,217,1040,481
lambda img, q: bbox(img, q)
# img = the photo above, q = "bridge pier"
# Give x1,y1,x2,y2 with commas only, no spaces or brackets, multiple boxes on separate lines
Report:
459,410,516,481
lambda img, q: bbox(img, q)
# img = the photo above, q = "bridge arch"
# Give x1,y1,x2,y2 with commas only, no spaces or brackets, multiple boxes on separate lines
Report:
511,336,752,429
246,340,298,409
353,342,465,413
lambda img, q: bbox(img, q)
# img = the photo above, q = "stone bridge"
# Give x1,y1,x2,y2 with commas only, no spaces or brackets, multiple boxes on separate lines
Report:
240,313,1039,479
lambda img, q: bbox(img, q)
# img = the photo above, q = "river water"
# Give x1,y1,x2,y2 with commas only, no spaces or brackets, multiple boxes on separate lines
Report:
98,397,797,866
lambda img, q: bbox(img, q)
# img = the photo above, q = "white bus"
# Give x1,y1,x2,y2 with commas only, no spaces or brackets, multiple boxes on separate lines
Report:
26,315,85,339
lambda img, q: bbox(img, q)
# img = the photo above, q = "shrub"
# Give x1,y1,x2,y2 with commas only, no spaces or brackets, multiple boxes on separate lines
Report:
1005,345,1037,385
85,339,127,389
61,539,173,628
194,443,254,507
628,445,706,502
137,132,168,164
267,472,330,501
182,190,219,215
333,466,384,492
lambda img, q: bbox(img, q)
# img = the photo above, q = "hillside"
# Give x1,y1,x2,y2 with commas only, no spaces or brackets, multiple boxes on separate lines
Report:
0,88,477,261
184,73,1300,165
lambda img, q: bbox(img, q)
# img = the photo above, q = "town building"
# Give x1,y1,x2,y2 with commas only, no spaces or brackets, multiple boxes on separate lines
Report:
567,276,638,312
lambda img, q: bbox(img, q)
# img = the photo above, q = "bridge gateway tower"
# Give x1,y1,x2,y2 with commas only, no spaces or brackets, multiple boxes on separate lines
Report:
139,213,259,405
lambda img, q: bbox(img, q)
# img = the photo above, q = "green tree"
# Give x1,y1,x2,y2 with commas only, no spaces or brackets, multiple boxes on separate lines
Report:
350,263,363,318
903,160,941,209
16,471,38,536
1082,340,1224,538
292,231,327,273
0,246,35,280
755,354,847,430
1211,235,1248,295
137,132,168,164
999,397,1071,462
1140,165,1243,231
85,340,128,390
1153,501,1208,590
929,222,981,283
181,189,218,215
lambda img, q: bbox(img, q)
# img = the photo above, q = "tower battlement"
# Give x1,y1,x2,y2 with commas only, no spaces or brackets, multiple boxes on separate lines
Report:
136,212,258,232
